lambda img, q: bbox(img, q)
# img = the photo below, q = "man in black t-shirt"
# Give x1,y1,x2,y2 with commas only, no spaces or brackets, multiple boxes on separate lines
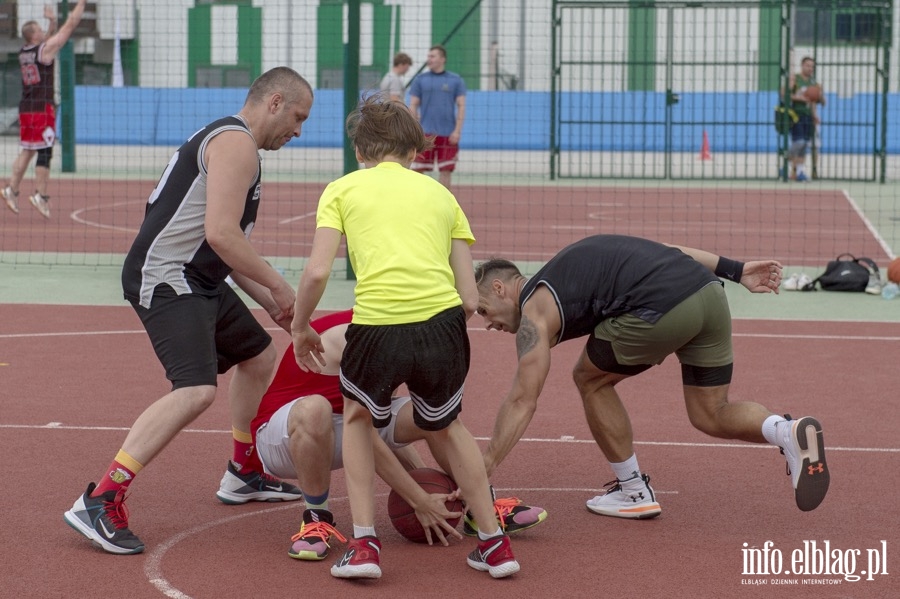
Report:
474,235,829,517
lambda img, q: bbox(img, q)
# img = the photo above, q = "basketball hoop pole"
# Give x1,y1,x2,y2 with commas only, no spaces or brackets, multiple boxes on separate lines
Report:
59,0,76,173
343,0,360,280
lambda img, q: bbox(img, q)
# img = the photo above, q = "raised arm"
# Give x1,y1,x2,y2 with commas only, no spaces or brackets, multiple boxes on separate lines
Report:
40,0,86,62
43,5,58,36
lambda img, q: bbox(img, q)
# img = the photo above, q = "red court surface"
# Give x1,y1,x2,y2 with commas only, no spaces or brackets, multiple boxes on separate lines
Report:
0,180,888,267
1,305,898,598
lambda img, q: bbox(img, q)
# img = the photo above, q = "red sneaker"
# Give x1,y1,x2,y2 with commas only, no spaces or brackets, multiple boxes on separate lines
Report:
466,534,520,578
331,536,382,579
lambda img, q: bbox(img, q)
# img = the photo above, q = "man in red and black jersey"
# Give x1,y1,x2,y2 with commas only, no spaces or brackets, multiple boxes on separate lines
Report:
3,0,86,218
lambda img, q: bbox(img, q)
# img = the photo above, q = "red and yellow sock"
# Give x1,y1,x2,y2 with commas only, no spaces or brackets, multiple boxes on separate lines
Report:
92,450,143,497
232,427,254,473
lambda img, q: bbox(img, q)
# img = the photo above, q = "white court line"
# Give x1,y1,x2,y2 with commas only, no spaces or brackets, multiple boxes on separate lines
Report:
145,483,670,599
278,210,316,225
0,330,147,339
3,423,896,453
3,327,899,342
70,202,140,235
841,189,897,261
144,503,302,599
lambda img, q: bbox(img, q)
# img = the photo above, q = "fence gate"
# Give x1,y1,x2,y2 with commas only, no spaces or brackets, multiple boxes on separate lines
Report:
550,0,890,181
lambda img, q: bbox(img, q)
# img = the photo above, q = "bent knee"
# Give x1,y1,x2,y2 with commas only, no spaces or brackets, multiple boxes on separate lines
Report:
240,341,277,374
683,387,730,434
176,385,218,412
288,395,333,433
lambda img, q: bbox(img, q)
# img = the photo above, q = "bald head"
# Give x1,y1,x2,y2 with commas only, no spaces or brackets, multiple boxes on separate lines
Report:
244,66,313,107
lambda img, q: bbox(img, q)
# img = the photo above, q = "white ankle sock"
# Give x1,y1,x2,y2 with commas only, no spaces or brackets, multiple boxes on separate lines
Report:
610,455,641,482
353,525,376,538
477,527,502,541
762,414,787,446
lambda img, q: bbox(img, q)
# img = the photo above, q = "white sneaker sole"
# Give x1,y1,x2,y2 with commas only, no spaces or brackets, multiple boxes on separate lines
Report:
331,564,382,579
63,507,144,555
789,417,829,511
29,195,50,219
585,500,662,519
216,488,302,504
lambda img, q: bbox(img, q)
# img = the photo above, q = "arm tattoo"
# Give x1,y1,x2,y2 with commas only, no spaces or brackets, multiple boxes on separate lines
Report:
516,315,539,359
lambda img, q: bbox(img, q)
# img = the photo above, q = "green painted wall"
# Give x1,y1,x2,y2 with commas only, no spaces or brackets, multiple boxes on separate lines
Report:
187,4,212,87
758,4,782,91
628,1,656,91
318,1,403,89
432,0,481,90
237,5,262,81
187,2,261,88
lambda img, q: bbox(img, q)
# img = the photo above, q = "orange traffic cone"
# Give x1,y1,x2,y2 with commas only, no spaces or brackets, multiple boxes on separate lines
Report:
699,130,712,160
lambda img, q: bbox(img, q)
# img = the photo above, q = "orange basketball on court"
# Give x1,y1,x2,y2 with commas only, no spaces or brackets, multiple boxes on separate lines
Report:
804,85,823,104
887,257,900,284
388,468,462,543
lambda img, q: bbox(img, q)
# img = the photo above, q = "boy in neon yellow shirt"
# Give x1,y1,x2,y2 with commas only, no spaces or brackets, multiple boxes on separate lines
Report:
290,95,520,580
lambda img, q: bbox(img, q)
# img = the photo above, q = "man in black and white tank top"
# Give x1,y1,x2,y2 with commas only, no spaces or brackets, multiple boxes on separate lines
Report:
63,67,316,556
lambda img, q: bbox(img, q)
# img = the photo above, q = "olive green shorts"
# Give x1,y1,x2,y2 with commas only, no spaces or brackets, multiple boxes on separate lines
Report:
591,282,733,368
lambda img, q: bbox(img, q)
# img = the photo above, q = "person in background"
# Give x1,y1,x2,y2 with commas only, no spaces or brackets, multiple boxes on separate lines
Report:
380,52,413,103
784,56,824,182
3,0,87,218
409,45,466,190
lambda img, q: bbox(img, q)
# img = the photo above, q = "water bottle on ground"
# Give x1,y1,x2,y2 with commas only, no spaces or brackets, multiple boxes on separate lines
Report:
882,282,899,300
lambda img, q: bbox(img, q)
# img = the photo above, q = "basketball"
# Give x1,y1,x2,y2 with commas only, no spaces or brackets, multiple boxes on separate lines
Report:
887,257,900,284
388,468,462,543
803,84,822,104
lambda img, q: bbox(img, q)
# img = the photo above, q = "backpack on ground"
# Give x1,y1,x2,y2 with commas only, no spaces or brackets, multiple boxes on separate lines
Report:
800,253,879,292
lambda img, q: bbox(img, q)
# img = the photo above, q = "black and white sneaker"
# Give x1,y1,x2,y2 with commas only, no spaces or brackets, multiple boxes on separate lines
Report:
63,483,144,554
215,461,302,504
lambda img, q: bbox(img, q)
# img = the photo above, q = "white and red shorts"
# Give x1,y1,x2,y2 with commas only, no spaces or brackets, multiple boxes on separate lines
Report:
412,135,458,173
19,103,56,150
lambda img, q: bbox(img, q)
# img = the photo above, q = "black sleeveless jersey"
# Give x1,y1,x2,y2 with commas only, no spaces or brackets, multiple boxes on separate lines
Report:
18,43,55,112
122,116,261,308
520,235,720,343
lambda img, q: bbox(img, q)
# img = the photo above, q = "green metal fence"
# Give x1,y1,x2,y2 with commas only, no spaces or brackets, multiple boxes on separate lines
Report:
550,0,891,181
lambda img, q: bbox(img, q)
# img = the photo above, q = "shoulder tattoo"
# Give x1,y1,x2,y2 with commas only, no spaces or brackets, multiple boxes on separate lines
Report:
516,315,539,359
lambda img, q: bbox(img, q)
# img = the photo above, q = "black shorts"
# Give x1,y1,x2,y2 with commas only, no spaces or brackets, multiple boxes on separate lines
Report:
130,283,272,390
340,306,469,431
